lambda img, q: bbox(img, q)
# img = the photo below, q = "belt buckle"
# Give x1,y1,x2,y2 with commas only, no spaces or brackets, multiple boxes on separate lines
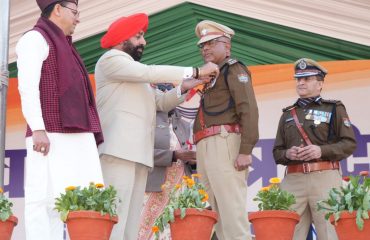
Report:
302,163,311,174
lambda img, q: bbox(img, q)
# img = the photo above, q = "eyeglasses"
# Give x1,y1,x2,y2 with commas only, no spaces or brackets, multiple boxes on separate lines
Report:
198,39,229,49
61,5,80,17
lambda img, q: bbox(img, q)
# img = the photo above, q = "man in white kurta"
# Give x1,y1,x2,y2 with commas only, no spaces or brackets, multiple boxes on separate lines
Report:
95,13,219,240
16,1,104,239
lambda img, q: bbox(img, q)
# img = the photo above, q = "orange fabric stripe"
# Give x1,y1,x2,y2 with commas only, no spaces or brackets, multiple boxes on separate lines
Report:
6,60,370,126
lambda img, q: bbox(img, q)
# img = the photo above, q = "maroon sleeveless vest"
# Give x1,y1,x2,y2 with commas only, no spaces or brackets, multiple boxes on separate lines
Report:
25,27,103,145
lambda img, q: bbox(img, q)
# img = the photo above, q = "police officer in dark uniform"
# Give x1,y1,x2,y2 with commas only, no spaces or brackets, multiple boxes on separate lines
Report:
273,58,357,240
193,20,259,240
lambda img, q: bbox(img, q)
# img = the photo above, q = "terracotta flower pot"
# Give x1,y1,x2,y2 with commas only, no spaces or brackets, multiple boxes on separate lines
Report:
0,215,18,240
329,211,370,240
249,210,300,240
170,208,218,240
66,210,118,240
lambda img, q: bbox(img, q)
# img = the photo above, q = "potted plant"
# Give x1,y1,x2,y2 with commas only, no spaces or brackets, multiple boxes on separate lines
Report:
317,171,370,240
55,182,119,240
153,174,218,240
249,177,300,240
0,187,18,240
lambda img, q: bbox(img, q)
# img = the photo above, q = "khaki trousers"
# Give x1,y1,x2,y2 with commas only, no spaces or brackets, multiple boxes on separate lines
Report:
196,130,252,240
100,155,149,240
281,169,341,240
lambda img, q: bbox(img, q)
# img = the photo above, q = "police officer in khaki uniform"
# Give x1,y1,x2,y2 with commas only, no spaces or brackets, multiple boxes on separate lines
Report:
193,20,259,240
273,58,357,240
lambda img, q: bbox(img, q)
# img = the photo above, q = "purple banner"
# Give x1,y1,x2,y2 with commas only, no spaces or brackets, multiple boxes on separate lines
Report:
3,125,369,198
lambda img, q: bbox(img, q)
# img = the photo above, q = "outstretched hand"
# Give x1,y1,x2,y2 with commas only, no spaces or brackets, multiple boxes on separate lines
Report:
181,77,214,92
199,62,219,78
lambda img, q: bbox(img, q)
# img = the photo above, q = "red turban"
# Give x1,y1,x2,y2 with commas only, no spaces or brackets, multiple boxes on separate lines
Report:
101,13,149,49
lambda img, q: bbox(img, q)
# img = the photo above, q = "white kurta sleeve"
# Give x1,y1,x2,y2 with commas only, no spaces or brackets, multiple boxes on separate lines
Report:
16,30,49,131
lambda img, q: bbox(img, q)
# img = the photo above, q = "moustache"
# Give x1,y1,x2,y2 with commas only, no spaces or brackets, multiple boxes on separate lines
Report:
135,45,145,52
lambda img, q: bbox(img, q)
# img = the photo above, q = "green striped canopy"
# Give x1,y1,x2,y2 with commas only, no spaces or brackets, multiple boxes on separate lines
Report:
9,2,370,77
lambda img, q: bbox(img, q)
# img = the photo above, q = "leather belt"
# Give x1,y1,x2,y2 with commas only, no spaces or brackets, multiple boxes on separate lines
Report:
286,161,340,174
193,124,241,144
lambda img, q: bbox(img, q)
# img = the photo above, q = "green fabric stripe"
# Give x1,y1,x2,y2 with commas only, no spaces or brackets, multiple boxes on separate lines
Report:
9,2,370,77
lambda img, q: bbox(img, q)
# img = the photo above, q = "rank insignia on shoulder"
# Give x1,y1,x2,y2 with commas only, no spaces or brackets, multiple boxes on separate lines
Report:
227,58,238,65
343,118,351,127
238,73,249,83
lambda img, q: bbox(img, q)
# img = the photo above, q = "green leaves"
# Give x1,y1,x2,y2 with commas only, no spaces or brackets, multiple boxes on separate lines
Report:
153,175,208,238
253,184,296,211
54,183,119,222
317,173,370,230
0,191,13,222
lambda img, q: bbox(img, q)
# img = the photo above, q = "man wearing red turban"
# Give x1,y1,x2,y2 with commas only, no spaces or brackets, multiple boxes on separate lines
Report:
95,13,219,240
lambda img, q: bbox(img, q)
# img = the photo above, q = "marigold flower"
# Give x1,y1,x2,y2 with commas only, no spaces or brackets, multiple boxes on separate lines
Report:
182,176,190,180
260,186,270,192
65,186,76,191
152,226,159,233
191,173,202,178
198,189,206,195
0,187,3,193
175,184,181,189
202,193,209,202
186,179,195,188
342,176,350,182
95,183,104,188
269,177,281,184
359,171,369,177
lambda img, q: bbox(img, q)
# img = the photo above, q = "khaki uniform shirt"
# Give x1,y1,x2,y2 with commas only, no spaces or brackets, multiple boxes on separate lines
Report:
273,98,357,165
193,58,259,154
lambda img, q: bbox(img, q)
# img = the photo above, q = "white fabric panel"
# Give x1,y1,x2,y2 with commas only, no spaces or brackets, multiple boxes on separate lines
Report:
8,0,370,63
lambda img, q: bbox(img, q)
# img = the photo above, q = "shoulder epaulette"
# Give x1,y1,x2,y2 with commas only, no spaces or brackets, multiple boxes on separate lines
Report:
321,99,342,105
227,58,238,65
282,104,296,112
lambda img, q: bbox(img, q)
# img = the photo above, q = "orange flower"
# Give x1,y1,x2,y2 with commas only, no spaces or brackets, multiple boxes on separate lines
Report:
186,179,195,188
191,173,202,178
198,189,206,195
161,184,166,191
342,176,350,182
202,193,209,202
0,187,3,193
260,186,270,192
65,186,76,191
95,183,104,188
359,171,369,177
269,177,281,184
182,176,190,180
175,184,181,189
152,226,159,233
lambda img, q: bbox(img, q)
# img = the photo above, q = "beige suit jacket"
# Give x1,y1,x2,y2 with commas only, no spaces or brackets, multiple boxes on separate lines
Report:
95,49,188,167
